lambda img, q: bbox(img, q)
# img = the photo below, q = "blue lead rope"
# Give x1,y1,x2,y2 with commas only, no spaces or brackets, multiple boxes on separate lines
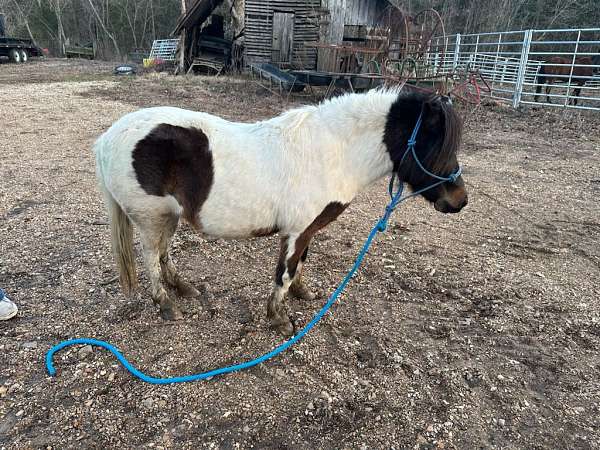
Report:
45,110,461,384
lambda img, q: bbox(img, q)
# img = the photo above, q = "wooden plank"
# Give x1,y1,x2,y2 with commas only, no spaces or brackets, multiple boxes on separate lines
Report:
325,0,345,43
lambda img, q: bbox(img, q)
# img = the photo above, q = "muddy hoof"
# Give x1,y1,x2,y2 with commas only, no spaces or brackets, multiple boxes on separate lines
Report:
160,304,184,321
289,282,316,301
176,281,200,298
270,316,295,337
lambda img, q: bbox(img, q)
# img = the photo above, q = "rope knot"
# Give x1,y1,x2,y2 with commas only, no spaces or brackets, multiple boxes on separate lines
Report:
447,166,462,183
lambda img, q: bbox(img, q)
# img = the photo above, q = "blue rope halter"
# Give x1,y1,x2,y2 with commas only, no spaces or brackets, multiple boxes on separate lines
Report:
379,109,461,232
45,109,462,385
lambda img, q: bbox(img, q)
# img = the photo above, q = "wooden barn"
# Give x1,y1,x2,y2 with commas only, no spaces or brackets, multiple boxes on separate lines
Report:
174,0,398,73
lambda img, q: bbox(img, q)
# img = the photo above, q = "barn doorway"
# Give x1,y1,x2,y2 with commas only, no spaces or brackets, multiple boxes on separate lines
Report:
272,12,294,65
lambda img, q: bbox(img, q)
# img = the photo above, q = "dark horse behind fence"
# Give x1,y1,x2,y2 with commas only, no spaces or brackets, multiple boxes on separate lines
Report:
535,55,597,106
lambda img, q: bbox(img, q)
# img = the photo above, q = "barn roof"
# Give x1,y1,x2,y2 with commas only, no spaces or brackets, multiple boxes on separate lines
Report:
173,0,224,35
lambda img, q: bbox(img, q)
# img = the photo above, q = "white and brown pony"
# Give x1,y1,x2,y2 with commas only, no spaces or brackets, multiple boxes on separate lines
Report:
94,90,467,335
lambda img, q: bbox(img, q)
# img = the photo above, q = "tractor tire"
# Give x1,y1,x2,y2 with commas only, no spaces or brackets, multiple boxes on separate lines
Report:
20,50,28,63
9,48,21,63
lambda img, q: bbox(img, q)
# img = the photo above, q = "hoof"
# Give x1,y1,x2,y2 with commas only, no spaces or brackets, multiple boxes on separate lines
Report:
271,317,295,337
176,281,201,298
160,303,184,321
289,282,316,301
267,306,295,337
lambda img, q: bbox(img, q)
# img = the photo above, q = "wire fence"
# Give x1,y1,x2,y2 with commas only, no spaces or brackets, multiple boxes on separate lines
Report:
426,28,600,111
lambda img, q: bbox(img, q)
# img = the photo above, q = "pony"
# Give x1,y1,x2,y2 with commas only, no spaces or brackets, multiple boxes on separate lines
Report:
534,56,595,106
94,90,467,336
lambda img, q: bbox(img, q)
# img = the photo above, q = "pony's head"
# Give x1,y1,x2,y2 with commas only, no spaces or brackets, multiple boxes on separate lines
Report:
384,92,467,214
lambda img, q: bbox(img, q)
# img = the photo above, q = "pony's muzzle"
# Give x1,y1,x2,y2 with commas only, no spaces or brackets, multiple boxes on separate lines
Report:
434,195,468,214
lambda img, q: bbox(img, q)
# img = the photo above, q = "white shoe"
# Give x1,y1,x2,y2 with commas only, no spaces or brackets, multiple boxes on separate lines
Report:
0,289,17,320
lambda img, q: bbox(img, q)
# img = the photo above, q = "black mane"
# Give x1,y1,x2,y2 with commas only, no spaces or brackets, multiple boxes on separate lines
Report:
383,91,463,185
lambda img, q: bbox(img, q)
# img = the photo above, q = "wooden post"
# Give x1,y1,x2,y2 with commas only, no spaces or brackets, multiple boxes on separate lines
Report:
188,26,197,62
178,0,187,73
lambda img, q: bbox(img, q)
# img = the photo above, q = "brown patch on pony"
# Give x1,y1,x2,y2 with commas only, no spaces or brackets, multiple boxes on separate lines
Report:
252,226,279,237
132,124,214,229
287,202,348,278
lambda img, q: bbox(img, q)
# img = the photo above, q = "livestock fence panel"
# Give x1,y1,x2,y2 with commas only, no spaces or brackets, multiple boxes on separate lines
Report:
149,39,180,61
426,28,600,111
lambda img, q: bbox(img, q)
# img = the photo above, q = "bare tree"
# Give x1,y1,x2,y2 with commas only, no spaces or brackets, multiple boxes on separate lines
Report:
48,0,69,55
85,0,120,58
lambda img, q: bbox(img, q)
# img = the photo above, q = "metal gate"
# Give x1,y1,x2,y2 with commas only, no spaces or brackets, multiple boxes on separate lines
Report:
427,28,600,111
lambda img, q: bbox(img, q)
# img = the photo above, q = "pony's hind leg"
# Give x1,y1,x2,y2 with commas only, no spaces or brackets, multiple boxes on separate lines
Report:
158,214,200,298
136,214,183,320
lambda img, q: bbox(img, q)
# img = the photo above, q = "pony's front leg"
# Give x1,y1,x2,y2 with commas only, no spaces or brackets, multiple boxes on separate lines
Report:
267,235,302,336
289,245,316,301
571,86,582,106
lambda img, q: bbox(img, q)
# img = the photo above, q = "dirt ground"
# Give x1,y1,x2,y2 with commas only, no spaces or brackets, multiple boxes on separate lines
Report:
1,59,599,450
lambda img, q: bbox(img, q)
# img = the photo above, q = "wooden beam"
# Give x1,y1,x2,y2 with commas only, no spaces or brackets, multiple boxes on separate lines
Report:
178,0,187,72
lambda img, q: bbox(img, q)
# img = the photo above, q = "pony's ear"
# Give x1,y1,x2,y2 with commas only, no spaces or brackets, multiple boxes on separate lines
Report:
440,95,452,105
423,97,445,126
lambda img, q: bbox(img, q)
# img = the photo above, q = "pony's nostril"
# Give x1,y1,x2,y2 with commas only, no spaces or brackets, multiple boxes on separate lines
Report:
435,196,467,214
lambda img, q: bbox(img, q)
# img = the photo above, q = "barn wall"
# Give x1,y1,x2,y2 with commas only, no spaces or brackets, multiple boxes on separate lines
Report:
244,0,321,69
322,0,389,41
344,0,388,26
317,0,389,70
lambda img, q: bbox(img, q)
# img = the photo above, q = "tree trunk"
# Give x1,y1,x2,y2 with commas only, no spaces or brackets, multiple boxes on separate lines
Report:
125,0,139,48
10,0,37,43
86,0,121,59
54,1,67,56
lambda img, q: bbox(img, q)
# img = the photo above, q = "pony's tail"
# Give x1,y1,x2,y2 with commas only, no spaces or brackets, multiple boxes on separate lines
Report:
107,190,137,296
95,141,138,297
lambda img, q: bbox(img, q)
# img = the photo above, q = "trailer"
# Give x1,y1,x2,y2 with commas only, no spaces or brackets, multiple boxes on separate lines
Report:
0,36,42,63
0,13,42,63
65,44,95,60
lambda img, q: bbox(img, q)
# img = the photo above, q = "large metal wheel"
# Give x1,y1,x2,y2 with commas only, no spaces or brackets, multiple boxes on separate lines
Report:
19,50,28,63
9,48,22,63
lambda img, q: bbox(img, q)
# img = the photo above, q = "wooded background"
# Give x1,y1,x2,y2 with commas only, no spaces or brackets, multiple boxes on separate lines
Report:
1,0,599,60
